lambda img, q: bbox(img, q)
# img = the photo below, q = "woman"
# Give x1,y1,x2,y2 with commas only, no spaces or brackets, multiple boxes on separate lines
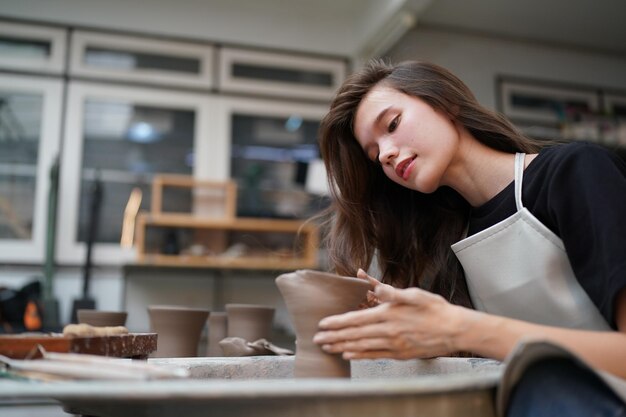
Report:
312,60,626,416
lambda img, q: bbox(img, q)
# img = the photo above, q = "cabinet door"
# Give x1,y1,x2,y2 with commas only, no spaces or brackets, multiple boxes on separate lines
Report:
218,47,346,100
0,20,67,74
0,74,62,262
57,82,218,265
69,30,214,89
215,97,329,219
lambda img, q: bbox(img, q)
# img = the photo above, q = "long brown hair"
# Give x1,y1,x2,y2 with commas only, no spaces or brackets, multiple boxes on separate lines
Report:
318,60,545,307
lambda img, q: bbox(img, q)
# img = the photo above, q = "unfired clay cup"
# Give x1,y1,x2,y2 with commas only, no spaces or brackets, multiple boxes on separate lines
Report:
225,303,275,342
148,305,209,358
206,311,228,356
77,309,128,327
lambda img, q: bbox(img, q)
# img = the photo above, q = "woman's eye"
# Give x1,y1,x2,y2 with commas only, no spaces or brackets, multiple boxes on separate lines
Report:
388,115,400,133
367,150,380,164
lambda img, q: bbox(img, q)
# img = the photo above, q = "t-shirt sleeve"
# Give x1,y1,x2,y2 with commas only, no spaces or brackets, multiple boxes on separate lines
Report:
545,144,626,328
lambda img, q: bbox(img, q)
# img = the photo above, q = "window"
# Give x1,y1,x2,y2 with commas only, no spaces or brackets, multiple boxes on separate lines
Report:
218,47,346,100
217,97,329,219
69,30,215,88
0,74,63,262
57,82,218,264
0,21,67,74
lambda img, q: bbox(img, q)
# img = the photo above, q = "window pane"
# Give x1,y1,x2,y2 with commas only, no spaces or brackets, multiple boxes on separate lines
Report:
78,99,195,243
232,63,333,87
230,113,325,219
0,91,43,239
0,36,51,60
85,47,201,74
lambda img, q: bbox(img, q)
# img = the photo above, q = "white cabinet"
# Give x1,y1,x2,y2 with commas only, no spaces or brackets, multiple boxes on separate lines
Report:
69,30,215,89
218,47,346,100
0,21,67,74
0,74,63,262
57,82,219,265
1,19,343,266
215,96,328,219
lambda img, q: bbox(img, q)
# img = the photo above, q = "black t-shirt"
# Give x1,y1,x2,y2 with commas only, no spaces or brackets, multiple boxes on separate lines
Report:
468,142,626,328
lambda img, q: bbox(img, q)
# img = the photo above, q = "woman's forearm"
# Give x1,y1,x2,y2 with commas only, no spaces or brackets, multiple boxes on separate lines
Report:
456,308,626,378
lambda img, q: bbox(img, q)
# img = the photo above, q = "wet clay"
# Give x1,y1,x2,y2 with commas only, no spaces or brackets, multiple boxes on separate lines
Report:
219,337,294,357
225,304,275,342
148,305,209,358
275,269,371,378
63,323,129,337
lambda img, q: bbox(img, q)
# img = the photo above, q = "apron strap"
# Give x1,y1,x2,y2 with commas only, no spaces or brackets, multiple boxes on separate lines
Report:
514,153,526,211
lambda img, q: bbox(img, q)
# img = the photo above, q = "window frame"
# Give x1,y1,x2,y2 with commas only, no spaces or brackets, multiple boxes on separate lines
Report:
57,81,219,265
0,20,67,74
0,73,63,263
218,46,346,100
69,30,215,89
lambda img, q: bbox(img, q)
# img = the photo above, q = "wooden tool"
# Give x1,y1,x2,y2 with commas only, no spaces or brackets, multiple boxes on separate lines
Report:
0,350,188,381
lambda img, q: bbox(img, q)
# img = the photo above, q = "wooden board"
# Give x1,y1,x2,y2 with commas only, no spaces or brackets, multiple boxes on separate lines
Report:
0,333,157,359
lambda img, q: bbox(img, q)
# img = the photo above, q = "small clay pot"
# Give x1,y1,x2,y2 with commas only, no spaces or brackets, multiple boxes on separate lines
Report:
225,304,275,342
206,311,228,356
148,305,209,358
276,270,371,378
77,309,128,327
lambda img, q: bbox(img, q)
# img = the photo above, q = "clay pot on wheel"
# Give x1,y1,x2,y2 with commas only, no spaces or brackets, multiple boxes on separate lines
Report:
206,311,228,356
225,304,275,342
148,305,209,358
77,309,128,327
276,270,370,378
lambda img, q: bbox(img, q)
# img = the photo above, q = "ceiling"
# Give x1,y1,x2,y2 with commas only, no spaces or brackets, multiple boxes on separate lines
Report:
1,0,624,58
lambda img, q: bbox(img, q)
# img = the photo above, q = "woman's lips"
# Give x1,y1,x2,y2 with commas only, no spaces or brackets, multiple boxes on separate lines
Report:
396,156,416,180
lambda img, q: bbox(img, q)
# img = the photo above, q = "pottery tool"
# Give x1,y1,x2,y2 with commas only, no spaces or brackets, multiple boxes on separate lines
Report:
120,186,142,248
70,170,103,323
41,156,61,330
0,350,189,381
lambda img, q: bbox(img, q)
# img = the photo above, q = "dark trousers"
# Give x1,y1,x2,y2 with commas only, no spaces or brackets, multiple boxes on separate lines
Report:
508,358,626,417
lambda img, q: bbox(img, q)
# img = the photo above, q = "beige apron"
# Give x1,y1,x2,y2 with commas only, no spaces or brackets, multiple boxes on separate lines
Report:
451,152,609,330
451,153,626,409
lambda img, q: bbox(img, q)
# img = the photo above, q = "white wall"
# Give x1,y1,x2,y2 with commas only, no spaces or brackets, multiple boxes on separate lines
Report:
386,26,626,110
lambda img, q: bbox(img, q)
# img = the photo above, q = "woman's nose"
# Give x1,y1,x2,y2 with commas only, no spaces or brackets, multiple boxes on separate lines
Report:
378,140,398,165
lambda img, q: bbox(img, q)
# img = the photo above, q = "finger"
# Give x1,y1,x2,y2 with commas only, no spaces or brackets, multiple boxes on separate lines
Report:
342,350,405,360
318,303,388,330
342,349,432,360
320,337,392,353
375,285,439,306
356,268,380,289
356,268,370,280
314,322,393,344
366,290,379,307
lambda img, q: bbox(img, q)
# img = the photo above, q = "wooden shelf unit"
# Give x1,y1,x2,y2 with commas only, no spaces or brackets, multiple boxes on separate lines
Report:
134,175,319,270
135,213,319,270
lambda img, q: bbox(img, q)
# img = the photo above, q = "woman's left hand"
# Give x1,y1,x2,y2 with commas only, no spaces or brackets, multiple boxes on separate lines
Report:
313,281,473,360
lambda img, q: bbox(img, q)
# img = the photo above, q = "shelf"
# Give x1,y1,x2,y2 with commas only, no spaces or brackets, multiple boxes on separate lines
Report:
142,213,314,231
137,253,317,270
135,213,319,270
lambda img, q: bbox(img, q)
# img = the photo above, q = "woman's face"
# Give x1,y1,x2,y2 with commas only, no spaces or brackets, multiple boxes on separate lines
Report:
353,85,460,193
